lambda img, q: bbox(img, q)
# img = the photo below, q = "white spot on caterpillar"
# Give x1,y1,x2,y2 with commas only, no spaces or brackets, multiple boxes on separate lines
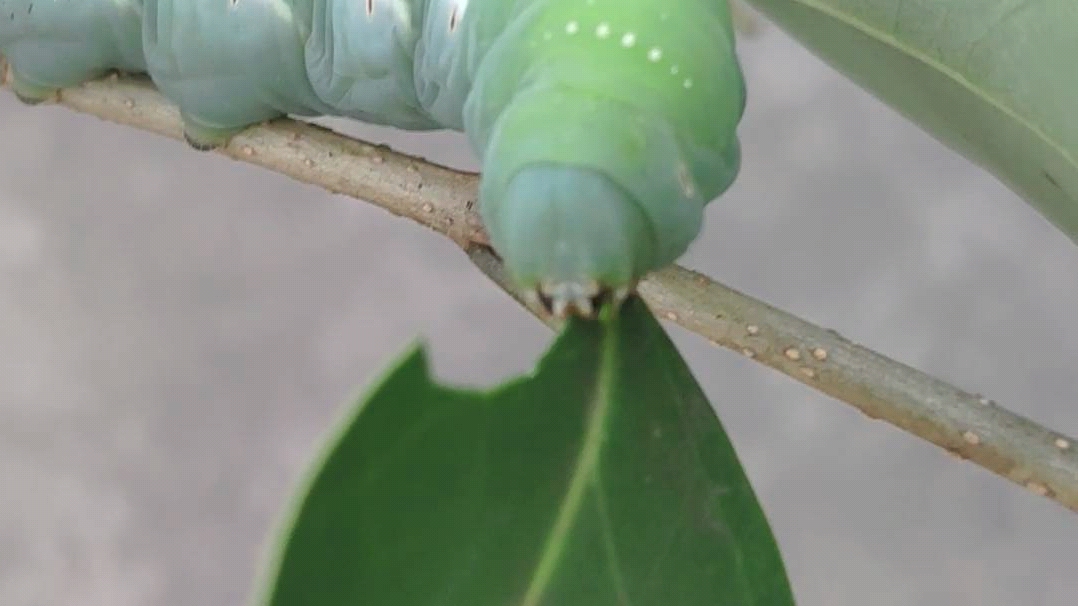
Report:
595,22,610,38
647,47,663,62
565,21,579,34
683,78,694,88
670,65,680,75
621,32,636,47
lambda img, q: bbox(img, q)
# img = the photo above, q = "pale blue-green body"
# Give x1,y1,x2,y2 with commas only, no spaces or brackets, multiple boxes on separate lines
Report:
0,0,145,101
142,0,335,148
303,0,440,130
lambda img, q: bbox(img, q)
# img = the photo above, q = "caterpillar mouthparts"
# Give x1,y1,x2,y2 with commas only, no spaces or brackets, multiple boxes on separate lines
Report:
529,280,634,319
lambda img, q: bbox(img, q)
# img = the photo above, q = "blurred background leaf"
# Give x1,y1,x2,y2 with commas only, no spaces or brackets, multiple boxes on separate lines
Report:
743,0,1078,244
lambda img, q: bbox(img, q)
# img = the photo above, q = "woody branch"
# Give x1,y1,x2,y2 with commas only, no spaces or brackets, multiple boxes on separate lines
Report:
4,65,1077,514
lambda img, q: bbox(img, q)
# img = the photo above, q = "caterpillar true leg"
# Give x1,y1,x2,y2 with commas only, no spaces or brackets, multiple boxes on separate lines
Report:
531,282,634,319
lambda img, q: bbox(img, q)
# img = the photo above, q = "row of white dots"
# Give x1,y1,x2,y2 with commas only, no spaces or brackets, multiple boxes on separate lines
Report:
556,20,694,89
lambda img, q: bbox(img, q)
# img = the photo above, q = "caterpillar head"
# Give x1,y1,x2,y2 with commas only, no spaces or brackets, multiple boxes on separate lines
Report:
497,164,646,318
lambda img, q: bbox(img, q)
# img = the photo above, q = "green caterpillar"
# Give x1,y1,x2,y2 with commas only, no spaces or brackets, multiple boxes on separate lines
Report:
0,0,746,317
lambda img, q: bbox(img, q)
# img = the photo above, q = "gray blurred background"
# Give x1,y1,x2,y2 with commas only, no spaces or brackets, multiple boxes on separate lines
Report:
2,22,1077,606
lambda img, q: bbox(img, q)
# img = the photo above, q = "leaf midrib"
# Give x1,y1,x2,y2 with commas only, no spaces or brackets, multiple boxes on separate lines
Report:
519,320,620,606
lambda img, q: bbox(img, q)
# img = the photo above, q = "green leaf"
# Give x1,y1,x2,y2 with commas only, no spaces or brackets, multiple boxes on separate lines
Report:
251,297,795,606
744,0,1078,244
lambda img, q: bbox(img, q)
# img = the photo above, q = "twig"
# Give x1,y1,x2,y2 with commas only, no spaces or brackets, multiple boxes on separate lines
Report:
4,71,1077,513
